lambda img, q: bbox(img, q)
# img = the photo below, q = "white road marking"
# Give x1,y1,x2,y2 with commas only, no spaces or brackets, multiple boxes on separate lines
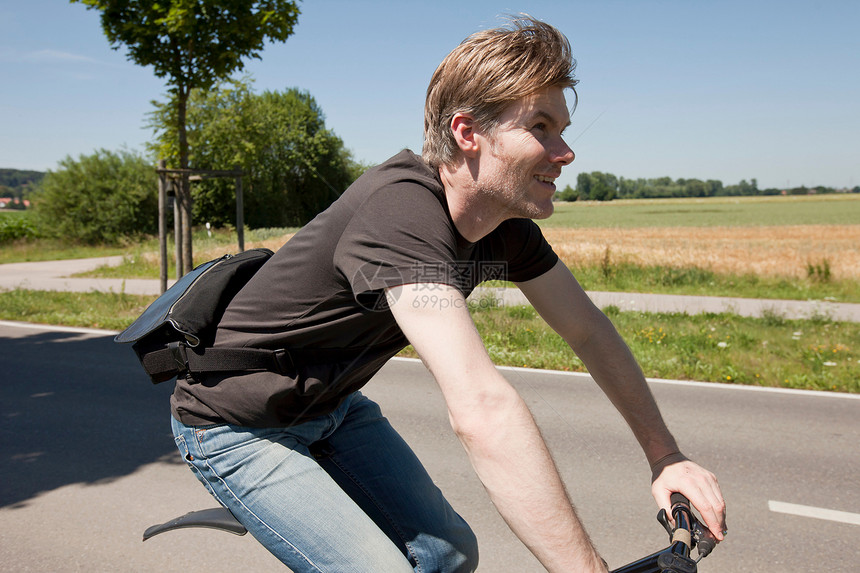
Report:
768,500,860,526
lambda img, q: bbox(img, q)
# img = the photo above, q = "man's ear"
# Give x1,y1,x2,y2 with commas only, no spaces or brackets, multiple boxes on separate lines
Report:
450,113,480,158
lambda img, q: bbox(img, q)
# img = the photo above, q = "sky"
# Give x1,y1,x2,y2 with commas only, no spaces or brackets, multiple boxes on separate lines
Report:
1,0,858,192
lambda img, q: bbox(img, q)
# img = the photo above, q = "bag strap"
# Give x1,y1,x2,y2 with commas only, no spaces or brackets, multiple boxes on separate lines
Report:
139,344,294,383
138,342,372,384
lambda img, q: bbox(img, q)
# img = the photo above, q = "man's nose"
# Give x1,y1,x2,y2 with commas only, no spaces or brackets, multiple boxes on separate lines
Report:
553,139,575,165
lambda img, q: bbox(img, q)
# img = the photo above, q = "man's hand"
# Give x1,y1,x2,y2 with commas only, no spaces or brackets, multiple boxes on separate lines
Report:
650,456,727,542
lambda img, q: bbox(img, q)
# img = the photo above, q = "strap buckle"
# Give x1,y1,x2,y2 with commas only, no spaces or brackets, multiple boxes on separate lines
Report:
272,349,294,374
168,341,189,373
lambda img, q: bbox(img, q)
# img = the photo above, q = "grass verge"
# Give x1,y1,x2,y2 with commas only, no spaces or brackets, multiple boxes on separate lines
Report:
569,262,860,303
0,226,295,265
5,289,853,393
407,303,860,394
0,289,157,331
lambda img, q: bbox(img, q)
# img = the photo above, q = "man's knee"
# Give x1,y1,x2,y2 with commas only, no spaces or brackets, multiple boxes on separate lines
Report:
437,520,480,573
454,524,480,573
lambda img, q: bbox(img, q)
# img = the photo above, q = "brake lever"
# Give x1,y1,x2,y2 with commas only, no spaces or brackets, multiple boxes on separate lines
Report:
657,508,674,539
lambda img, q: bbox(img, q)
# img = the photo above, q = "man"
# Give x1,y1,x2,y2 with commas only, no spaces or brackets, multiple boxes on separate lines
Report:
170,16,726,572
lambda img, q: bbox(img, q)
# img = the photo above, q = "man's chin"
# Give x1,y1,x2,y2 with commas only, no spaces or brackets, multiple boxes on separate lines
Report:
530,201,555,220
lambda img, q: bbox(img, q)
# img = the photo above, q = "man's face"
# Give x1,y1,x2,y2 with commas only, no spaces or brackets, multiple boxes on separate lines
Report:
475,86,575,220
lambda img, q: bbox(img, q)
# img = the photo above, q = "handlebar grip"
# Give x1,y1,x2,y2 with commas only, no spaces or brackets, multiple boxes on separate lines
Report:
670,492,689,507
697,532,717,559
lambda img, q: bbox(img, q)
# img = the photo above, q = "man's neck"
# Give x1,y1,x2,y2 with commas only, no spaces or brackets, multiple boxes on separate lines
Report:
439,163,508,243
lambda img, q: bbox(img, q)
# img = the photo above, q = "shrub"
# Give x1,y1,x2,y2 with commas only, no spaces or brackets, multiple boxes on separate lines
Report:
31,149,157,244
806,259,832,283
0,212,40,243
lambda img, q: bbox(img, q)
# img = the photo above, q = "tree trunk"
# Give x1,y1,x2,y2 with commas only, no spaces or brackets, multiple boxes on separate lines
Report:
177,85,193,275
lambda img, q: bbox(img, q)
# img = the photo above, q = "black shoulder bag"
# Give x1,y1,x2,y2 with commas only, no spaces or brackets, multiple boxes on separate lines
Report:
115,248,292,384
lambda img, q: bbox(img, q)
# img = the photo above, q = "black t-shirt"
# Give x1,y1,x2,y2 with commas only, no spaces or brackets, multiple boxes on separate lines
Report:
171,150,558,427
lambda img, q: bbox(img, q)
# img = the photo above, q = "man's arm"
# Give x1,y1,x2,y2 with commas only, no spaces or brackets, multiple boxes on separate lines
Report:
515,260,727,540
386,283,608,573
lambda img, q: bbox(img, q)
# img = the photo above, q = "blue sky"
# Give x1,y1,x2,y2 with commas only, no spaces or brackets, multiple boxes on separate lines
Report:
2,0,858,191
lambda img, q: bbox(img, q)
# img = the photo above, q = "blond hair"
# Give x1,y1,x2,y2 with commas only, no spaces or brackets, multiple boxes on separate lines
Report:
422,16,578,168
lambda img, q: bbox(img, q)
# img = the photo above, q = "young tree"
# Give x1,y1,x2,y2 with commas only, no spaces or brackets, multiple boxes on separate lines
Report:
149,79,363,228
73,0,300,272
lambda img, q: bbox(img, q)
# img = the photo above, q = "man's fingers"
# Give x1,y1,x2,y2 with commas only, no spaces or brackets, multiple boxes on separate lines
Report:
684,478,726,542
699,484,727,541
651,460,727,541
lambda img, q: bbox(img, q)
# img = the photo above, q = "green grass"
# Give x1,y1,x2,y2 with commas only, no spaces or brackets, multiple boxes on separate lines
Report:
461,303,858,393
0,225,292,266
568,261,860,303
1,211,127,262
0,239,131,264
474,262,860,304
5,196,858,394
541,194,860,228
0,289,157,331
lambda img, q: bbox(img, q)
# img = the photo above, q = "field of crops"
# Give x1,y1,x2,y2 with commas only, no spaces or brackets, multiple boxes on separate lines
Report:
541,193,860,228
542,195,860,282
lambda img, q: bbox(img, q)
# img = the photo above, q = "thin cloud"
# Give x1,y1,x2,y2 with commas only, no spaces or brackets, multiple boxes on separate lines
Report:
0,48,118,67
25,49,104,65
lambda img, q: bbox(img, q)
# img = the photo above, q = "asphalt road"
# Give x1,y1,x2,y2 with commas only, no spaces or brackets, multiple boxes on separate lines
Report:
1,321,858,572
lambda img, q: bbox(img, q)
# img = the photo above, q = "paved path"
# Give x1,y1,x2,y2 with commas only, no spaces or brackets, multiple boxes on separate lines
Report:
2,256,860,321
0,256,168,296
472,287,860,322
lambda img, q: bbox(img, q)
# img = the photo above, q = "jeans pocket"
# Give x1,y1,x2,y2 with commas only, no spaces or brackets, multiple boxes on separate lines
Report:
174,433,195,465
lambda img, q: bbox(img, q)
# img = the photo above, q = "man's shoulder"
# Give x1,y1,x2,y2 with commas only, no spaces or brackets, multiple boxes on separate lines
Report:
358,150,440,192
345,150,446,217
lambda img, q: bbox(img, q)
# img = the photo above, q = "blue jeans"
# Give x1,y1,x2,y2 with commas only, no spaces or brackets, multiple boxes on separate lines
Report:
171,392,478,572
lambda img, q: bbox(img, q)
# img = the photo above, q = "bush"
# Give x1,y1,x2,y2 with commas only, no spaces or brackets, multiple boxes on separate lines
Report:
31,149,158,244
0,212,40,243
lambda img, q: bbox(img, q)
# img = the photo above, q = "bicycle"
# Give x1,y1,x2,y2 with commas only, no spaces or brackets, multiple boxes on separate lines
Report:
143,492,717,572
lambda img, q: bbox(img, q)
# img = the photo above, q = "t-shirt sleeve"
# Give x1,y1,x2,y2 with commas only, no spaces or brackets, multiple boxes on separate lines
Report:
484,218,559,283
334,183,460,297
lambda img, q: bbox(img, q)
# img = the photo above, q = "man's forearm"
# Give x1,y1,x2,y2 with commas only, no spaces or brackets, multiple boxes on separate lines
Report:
572,316,680,464
517,263,679,464
515,266,726,539
572,312,728,540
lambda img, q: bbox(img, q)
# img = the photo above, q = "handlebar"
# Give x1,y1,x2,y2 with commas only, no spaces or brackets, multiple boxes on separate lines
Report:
609,493,717,573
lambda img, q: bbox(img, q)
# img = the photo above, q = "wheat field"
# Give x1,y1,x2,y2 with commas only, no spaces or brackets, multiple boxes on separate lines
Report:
238,226,860,281
544,224,860,280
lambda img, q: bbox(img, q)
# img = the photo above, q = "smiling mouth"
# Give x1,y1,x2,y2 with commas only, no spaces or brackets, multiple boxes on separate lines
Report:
535,175,557,187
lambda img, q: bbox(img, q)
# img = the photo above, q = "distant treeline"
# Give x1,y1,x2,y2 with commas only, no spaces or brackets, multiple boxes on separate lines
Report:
557,172,860,202
0,169,45,207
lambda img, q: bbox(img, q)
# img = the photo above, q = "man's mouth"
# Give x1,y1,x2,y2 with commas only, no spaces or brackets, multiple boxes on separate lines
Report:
535,175,557,187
